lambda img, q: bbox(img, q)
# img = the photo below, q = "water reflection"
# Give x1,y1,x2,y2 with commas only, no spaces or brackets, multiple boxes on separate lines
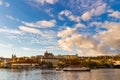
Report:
63,72,91,80
91,69,120,80
0,69,120,80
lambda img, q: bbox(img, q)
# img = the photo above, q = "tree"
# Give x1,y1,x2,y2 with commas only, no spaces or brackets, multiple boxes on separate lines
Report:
47,62,53,68
58,61,65,68
69,58,80,65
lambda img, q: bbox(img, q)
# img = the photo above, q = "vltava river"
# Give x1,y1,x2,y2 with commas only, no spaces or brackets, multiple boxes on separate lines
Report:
0,69,120,80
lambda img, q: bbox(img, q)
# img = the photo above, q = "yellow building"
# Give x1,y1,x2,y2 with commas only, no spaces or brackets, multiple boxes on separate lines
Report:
42,58,59,66
113,60,120,66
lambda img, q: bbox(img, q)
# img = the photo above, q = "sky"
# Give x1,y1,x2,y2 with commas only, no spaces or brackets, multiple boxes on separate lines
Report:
0,0,120,57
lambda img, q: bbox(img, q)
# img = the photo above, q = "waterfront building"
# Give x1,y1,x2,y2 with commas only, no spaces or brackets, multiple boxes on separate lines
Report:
42,58,59,66
113,60,120,66
11,63,39,68
44,51,54,58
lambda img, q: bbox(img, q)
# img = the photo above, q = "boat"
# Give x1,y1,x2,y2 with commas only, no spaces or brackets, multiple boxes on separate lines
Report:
63,67,90,71
55,67,62,71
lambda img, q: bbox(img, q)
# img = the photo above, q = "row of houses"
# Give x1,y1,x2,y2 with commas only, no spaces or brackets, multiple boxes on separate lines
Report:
0,57,11,67
1,52,120,68
0,51,78,68
113,60,120,68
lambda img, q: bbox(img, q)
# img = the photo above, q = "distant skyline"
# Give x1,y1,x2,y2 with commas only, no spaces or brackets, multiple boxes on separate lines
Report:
0,0,120,57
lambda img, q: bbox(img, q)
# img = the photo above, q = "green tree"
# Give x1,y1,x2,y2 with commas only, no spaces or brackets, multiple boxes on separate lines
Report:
68,58,80,65
47,62,53,68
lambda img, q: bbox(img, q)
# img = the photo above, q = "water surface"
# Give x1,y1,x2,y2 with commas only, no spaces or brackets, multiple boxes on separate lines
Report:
0,69,120,80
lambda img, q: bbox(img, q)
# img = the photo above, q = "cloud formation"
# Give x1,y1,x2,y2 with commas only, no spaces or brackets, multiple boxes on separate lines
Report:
59,3,107,22
34,0,58,4
90,22,102,27
58,23,85,38
19,26,41,34
81,11,91,21
57,27,76,38
57,21,120,56
58,10,80,22
21,47,52,52
81,3,107,21
74,23,85,28
58,34,95,52
5,15,19,21
22,19,56,28
0,0,10,7
0,43,13,48
0,0,3,5
108,10,120,19
0,28,22,34
97,22,120,49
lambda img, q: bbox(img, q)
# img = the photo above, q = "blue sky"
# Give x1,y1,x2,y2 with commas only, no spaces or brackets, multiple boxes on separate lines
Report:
0,0,120,57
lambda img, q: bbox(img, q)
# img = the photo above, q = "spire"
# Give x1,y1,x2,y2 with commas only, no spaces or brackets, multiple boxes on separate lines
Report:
12,54,16,58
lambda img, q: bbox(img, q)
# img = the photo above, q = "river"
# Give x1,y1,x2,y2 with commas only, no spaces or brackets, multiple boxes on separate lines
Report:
0,69,120,80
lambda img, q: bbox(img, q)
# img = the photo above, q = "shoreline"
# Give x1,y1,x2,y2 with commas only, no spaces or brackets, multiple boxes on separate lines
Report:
0,67,120,70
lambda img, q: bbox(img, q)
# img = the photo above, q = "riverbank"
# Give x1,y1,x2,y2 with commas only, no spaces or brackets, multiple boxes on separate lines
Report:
0,66,120,69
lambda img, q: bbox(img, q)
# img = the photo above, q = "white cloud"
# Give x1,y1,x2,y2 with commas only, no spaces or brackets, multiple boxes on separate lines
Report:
41,30,57,39
108,11,120,18
0,28,22,34
97,22,120,49
81,3,107,21
22,19,56,28
57,21,120,56
58,37,74,52
58,23,85,38
45,46,61,49
81,11,91,21
35,0,58,4
91,3,106,16
78,48,104,56
48,14,54,17
90,22,102,27
18,26,57,41
66,0,103,14
57,27,76,38
19,26,41,34
0,0,10,7
58,10,80,22
59,10,72,16
58,27,89,51
37,20,56,27
58,15,64,20
0,0,3,5
68,15,80,22
0,43,13,48
22,47,31,51
45,8,54,17
0,27,57,49
5,15,19,21
21,47,48,52
94,22,120,54
74,23,85,28
59,3,106,22
45,8,52,13
103,21,120,30
58,33,96,52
